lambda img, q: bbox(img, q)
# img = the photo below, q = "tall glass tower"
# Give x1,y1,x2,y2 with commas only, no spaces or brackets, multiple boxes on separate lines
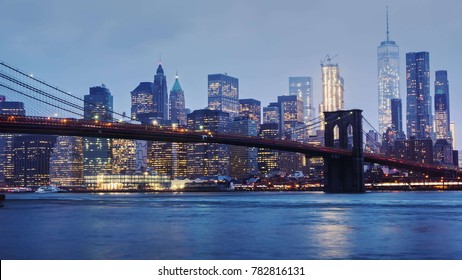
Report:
83,85,114,176
319,58,344,130
377,7,400,135
208,73,239,120
289,77,314,129
153,63,168,120
434,70,451,142
406,52,432,139
169,74,186,126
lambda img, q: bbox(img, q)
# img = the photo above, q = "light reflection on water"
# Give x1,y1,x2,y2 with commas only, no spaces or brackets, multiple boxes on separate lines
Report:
1,191,462,259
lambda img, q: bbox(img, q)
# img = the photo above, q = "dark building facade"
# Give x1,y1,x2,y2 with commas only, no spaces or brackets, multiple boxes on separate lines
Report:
391,98,404,138
153,63,169,120
406,52,432,139
186,109,230,178
13,135,56,187
230,116,259,180
434,70,451,142
258,123,280,175
83,85,114,176
0,98,26,186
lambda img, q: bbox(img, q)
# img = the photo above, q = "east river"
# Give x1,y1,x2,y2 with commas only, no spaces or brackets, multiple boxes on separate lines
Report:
1,191,462,259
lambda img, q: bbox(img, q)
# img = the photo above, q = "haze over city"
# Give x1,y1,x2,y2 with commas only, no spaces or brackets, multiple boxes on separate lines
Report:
1,0,462,147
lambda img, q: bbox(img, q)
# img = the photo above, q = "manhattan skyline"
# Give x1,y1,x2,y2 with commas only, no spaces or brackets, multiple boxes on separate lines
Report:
1,0,461,148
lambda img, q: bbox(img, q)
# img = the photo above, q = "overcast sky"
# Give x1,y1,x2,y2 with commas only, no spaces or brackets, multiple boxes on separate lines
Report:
1,0,462,148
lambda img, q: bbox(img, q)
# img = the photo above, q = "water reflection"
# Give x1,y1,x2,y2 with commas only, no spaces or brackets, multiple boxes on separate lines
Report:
1,192,462,259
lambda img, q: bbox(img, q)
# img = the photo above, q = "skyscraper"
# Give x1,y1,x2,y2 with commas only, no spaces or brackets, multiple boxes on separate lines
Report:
239,98,261,129
391,98,404,138
230,116,258,179
278,95,303,135
83,85,113,176
258,123,280,175
208,73,239,119
263,103,280,125
186,109,230,178
13,135,56,188
49,136,84,188
319,57,344,130
131,82,154,120
0,98,25,187
406,52,432,139
434,70,451,142
377,8,400,134
169,74,186,126
112,139,136,174
153,63,169,120
289,77,314,129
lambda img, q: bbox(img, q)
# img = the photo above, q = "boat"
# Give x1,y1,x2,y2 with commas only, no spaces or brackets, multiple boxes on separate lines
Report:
35,186,60,193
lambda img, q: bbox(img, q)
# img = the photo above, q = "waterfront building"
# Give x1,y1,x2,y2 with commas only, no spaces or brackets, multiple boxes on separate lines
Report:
258,123,279,175
406,52,432,139
112,139,136,174
131,82,154,120
83,85,113,176
169,74,186,126
434,139,453,166
13,135,56,188
289,77,314,132
434,70,451,142
392,137,433,164
377,8,400,134
230,116,259,180
186,109,230,178
319,58,344,130
153,63,169,120
0,98,25,187
83,173,170,190
239,98,261,129
49,136,83,188
208,73,239,119
148,140,187,179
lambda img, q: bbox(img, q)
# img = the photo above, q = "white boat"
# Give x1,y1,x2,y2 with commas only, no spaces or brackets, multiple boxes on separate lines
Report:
35,186,60,193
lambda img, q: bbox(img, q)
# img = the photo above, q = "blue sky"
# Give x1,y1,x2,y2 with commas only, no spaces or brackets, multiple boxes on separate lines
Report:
1,0,461,148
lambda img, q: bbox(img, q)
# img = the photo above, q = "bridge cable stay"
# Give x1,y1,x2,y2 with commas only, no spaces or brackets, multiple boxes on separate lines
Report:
287,113,352,139
0,61,132,121
0,72,85,116
0,82,84,118
362,116,383,138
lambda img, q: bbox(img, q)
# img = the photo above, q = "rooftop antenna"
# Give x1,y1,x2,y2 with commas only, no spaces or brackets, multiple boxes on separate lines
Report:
386,6,390,41
159,52,162,64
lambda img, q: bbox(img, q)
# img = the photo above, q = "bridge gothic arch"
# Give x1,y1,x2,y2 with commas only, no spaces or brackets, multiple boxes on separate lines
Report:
324,110,365,193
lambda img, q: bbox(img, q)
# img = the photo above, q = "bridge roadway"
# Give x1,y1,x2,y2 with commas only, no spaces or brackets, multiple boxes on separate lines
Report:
0,115,460,177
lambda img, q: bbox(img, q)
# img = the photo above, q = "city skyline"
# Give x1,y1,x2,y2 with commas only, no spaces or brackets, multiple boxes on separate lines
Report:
1,1,461,147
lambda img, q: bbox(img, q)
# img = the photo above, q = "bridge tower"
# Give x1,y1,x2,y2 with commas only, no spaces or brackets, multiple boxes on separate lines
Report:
324,109,365,193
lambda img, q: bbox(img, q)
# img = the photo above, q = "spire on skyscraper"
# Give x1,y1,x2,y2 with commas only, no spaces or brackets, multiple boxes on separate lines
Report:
156,63,164,75
386,6,390,42
171,74,183,92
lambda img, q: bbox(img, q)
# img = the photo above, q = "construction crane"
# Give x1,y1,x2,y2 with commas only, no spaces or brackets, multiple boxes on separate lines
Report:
320,54,338,66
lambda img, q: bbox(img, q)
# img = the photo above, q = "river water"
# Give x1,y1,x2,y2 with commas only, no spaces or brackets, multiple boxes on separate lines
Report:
1,191,462,260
